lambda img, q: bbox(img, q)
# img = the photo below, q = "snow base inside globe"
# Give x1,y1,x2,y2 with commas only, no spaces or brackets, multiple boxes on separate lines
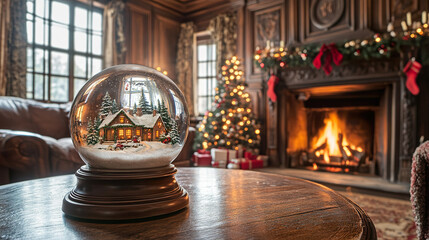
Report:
79,142,182,169
62,64,190,221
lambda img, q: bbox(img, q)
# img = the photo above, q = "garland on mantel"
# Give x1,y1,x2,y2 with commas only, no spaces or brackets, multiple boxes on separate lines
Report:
254,13,429,98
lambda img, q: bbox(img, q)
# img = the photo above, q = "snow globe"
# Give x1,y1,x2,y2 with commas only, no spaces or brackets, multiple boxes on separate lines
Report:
62,64,189,220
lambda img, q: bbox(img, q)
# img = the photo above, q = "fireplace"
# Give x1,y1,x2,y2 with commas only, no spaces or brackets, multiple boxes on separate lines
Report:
286,84,390,176
267,59,418,183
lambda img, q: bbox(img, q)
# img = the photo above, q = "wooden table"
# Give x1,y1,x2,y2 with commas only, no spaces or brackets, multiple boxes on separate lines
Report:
0,168,376,239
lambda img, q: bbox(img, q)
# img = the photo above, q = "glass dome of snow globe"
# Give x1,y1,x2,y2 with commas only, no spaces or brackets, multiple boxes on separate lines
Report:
70,64,189,169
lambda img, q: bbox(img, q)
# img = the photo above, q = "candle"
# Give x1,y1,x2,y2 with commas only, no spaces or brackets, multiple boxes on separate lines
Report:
422,11,427,24
407,12,412,26
401,20,408,31
266,40,270,50
387,22,394,32
280,40,284,48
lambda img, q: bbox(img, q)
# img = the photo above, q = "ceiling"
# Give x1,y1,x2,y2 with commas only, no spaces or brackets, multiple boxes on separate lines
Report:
151,0,232,15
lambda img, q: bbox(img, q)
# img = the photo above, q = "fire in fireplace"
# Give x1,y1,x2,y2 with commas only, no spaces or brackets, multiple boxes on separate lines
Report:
307,110,374,173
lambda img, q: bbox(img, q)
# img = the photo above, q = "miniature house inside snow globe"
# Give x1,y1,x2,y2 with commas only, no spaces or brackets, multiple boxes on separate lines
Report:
63,64,189,220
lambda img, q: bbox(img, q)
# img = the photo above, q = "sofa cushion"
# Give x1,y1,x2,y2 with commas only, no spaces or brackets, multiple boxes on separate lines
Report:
0,97,70,139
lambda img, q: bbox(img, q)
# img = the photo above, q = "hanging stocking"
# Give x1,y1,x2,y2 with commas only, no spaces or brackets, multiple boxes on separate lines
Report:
403,60,422,95
267,74,279,102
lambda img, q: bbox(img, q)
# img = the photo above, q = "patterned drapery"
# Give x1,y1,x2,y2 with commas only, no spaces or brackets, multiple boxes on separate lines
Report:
176,22,195,116
6,0,26,97
103,0,127,68
207,12,237,77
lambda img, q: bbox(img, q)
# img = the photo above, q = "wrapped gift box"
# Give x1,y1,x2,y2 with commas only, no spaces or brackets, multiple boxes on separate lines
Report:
211,148,237,168
241,159,264,170
192,151,212,167
257,155,269,167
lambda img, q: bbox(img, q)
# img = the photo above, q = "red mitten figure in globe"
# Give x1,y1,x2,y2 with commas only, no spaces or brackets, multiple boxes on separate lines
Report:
403,60,422,95
267,74,279,102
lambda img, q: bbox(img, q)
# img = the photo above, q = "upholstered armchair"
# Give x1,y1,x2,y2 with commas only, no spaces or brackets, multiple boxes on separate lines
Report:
0,97,83,184
410,140,429,240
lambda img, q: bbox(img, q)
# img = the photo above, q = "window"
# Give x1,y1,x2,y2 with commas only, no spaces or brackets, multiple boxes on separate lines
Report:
26,0,103,102
195,34,216,115
126,129,131,139
136,129,141,136
118,129,124,138
120,116,124,123
156,130,159,138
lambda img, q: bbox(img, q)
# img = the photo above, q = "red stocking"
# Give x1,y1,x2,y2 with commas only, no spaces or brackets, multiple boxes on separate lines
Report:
267,74,279,102
403,60,422,95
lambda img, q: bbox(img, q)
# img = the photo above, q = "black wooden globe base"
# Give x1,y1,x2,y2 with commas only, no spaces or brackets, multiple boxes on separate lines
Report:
62,164,189,221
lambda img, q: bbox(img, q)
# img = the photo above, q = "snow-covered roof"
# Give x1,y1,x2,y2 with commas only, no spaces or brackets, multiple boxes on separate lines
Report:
130,114,161,128
99,109,162,128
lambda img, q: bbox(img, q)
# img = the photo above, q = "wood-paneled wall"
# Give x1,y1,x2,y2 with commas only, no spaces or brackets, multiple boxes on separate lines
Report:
125,0,181,81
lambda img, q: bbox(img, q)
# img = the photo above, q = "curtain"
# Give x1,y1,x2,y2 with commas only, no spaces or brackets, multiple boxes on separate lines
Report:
103,0,126,68
5,0,26,97
207,12,237,77
176,22,195,116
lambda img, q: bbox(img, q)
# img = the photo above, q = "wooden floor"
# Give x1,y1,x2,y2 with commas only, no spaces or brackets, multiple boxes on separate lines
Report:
255,168,410,198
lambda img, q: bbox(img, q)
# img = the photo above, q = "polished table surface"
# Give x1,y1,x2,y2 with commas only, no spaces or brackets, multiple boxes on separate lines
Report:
0,168,376,240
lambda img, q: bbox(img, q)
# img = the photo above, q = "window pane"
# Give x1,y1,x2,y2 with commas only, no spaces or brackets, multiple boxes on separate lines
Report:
34,48,47,72
74,55,86,77
26,73,33,92
198,45,207,61
51,23,69,49
26,21,33,43
208,62,216,76
74,31,87,52
198,79,207,95
92,12,102,31
198,97,207,114
198,62,207,77
92,35,102,55
51,1,69,24
51,51,68,75
51,76,68,102
75,7,87,29
27,1,34,13
74,78,86,97
91,58,102,76
211,78,217,92
35,0,47,18
27,48,33,70
209,44,216,60
34,74,44,100
35,17,47,45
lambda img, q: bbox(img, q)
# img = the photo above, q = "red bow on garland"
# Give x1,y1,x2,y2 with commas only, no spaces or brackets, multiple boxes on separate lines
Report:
312,43,343,75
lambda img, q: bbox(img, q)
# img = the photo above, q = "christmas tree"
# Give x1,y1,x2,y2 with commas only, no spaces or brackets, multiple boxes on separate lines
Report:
195,56,261,151
86,118,99,145
99,92,113,118
158,99,173,130
139,89,152,114
111,99,119,114
169,121,180,145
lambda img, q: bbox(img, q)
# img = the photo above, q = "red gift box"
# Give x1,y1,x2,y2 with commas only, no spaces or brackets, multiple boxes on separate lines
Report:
192,152,212,167
244,151,257,161
240,159,263,170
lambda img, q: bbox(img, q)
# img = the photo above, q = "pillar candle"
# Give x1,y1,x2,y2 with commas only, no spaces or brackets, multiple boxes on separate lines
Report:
422,11,427,24
401,21,408,31
407,12,412,26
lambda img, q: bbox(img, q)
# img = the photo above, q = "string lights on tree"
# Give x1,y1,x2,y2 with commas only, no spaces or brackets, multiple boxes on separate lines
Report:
194,56,261,151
